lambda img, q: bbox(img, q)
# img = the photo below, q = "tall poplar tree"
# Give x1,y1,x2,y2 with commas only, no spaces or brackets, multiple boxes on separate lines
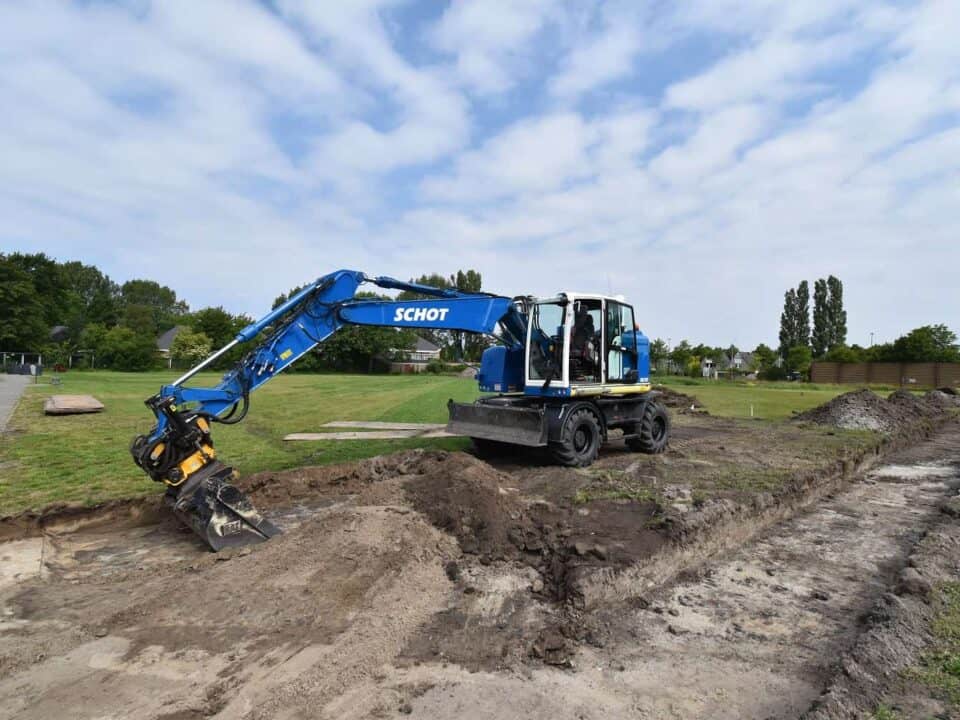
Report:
812,278,830,357
827,275,847,348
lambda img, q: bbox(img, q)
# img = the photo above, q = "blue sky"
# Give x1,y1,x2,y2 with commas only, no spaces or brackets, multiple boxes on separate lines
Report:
2,0,958,348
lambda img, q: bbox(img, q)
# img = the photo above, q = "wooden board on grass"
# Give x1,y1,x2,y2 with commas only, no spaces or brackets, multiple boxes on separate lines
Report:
44,395,104,415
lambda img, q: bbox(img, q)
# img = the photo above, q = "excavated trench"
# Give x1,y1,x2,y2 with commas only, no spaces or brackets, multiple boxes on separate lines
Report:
385,425,960,720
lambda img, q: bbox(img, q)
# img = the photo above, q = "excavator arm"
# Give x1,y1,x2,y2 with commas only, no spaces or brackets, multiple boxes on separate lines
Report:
131,269,525,550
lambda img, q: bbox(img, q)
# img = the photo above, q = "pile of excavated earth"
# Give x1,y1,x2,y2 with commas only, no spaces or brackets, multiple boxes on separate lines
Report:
1,387,959,718
795,387,960,432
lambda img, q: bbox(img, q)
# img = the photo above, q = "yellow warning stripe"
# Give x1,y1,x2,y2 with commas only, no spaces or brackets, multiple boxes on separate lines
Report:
570,384,652,397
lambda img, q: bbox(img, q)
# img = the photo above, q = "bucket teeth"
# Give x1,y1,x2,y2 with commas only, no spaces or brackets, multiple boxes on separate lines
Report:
168,462,281,552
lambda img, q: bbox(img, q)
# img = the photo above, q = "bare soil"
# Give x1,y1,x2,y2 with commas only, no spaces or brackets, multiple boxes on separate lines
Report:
1,394,959,719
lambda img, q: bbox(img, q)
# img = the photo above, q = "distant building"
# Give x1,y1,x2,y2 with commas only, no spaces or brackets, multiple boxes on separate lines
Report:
729,351,754,371
156,326,187,367
701,358,715,378
387,335,442,373
49,325,70,343
407,336,442,363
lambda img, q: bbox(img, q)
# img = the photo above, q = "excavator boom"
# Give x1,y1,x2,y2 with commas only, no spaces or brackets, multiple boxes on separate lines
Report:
131,269,525,551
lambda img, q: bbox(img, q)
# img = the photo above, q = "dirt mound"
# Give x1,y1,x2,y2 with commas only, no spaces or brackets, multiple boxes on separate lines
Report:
653,385,704,412
402,451,531,560
926,388,960,407
886,389,936,423
795,389,897,431
796,388,952,433
239,448,562,570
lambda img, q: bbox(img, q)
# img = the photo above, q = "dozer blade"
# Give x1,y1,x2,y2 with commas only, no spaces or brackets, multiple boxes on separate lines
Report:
447,400,548,447
167,461,281,552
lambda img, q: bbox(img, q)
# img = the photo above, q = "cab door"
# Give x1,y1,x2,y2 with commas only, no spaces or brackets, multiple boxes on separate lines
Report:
604,300,638,383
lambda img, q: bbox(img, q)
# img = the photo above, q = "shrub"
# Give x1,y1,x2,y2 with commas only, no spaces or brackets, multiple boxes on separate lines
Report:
98,327,158,371
760,365,787,381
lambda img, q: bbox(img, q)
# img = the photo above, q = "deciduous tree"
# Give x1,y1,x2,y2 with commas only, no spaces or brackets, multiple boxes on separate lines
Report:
97,326,158,371
0,256,48,350
785,345,812,376
171,330,213,363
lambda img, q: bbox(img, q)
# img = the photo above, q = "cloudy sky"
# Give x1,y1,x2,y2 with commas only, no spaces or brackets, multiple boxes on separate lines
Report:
2,1,958,349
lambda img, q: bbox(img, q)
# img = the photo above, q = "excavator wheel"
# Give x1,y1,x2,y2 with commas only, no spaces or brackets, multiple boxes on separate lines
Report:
550,406,602,467
626,401,670,454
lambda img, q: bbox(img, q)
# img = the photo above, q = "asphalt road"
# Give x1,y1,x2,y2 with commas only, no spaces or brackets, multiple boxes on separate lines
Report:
0,374,30,431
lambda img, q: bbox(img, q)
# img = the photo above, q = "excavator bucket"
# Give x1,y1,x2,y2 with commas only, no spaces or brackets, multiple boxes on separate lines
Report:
167,461,281,552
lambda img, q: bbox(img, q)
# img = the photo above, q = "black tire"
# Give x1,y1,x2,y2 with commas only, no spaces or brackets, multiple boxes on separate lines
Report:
626,401,670,454
550,407,602,467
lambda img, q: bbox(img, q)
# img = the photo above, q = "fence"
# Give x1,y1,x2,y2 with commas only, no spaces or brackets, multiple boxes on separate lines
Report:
811,361,960,389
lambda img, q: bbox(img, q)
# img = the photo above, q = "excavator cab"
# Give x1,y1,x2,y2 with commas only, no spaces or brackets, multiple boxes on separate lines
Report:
524,293,649,395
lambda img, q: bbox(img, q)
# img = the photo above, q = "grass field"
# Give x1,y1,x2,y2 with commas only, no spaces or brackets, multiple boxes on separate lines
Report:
656,375,899,420
0,371,478,513
0,370,879,514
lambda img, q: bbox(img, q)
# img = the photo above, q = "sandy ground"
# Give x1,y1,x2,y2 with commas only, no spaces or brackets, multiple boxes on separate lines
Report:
1,410,958,719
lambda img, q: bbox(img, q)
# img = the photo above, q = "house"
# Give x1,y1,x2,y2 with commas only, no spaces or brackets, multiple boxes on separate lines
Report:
387,335,442,373
701,357,715,378
49,325,70,343
156,326,187,368
728,351,754,371
407,336,442,363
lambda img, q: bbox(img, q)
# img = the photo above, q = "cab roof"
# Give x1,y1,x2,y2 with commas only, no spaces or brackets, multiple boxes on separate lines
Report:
535,292,628,304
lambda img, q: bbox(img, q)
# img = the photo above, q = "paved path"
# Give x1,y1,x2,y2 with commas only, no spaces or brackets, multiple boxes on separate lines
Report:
0,375,31,432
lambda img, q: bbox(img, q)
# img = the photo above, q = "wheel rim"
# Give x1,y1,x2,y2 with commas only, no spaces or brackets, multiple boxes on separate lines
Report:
573,426,591,454
651,415,666,442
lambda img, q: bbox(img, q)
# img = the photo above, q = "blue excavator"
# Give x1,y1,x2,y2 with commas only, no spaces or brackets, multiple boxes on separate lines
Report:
131,269,670,551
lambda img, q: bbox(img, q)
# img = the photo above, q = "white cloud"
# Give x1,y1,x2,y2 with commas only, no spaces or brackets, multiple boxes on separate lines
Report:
277,1,469,179
0,0,957,348
431,0,554,94
650,104,770,183
422,106,657,202
422,113,591,201
550,21,642,99
666,36,846,110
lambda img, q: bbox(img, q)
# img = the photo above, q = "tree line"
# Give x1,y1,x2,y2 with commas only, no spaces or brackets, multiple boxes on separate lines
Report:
0,252,202,371
649,274,958,380
0,252,488,372
777,275,958,370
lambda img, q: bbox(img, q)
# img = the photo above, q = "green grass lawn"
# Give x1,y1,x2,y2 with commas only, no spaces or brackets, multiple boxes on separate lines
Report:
0,371,478,514
657,375,896,420
0,370,877,514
